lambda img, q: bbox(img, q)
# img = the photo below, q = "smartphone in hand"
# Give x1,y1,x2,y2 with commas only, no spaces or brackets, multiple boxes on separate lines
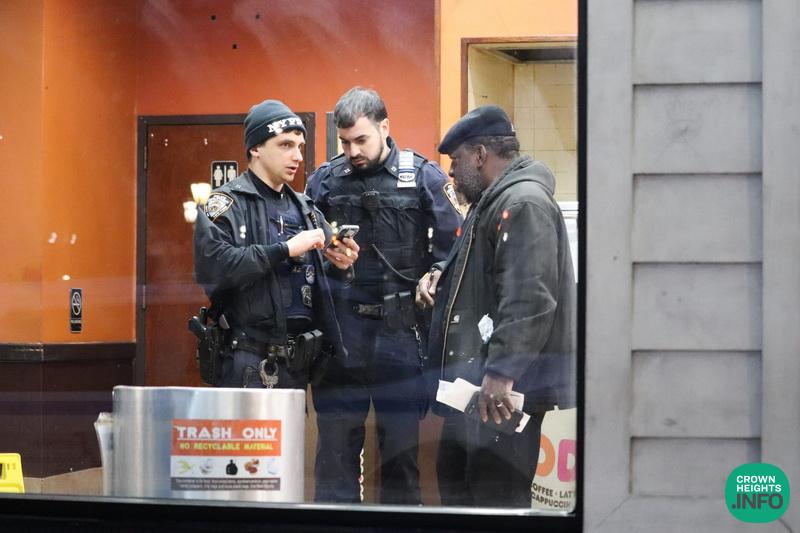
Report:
329,224,359,248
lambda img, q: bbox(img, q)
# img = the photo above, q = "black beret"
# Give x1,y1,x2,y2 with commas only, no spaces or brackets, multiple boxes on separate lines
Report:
438,105,516,154
244,99,307,150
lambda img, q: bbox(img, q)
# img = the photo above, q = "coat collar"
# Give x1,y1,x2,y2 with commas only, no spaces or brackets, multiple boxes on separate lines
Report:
474,155,555,213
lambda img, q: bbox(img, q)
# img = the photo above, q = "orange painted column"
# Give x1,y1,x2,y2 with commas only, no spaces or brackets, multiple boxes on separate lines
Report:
0,0,45,342
39,0,138,342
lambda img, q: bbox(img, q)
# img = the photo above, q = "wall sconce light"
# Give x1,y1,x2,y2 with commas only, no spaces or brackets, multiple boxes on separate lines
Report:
183,200,198,224
191,182,212,206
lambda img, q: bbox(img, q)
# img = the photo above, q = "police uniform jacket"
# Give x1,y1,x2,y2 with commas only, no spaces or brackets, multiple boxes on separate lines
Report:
430,155,576,413
193,171,346,356
306,137,462,301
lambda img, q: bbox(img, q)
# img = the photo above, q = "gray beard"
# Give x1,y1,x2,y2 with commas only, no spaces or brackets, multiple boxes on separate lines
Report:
458,171,485,204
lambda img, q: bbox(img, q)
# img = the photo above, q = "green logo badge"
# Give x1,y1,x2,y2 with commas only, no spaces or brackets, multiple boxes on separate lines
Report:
726,463,790,523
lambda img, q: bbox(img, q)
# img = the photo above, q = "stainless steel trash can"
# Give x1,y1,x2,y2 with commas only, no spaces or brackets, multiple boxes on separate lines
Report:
96,386,305,502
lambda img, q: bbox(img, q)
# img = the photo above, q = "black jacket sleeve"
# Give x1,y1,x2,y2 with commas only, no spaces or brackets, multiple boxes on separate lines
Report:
484,200,559,382
193,209,286,298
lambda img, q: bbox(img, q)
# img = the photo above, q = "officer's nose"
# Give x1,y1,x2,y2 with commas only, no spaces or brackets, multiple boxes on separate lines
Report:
346,144,361,159
448,166,455,179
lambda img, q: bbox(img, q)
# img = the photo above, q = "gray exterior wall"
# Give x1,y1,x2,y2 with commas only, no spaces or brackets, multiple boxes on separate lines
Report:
586,1,799,531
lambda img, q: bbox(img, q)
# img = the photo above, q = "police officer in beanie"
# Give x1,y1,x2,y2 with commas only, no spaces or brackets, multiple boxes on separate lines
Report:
193,99,359,389
417,105,575,507
306,87,463,504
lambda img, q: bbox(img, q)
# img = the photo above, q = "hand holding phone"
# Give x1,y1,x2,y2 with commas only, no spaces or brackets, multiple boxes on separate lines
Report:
325,224,360,270
328,224,359,248
337,224,360,241
464,392,524,434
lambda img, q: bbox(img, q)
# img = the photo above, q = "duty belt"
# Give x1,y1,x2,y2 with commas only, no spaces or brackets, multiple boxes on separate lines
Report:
231,336,293,360
353,303,383,319
231,329,324,388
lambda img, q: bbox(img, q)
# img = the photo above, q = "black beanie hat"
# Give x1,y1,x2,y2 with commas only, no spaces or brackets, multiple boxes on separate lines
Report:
244,99,307,150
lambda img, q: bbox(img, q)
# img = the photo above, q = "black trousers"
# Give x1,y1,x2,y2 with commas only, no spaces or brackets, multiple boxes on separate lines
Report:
312,313,425,504
436,410,545,507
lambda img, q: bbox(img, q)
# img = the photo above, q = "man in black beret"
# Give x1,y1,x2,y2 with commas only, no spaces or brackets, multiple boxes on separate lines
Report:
193,99,359,390
416,105,576,507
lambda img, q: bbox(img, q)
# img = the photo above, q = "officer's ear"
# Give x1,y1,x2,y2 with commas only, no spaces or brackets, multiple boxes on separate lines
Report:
379,118,389,138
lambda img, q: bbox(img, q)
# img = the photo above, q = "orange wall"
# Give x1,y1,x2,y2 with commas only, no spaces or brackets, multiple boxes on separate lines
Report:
0,0,44,342
39,0,138,342
135,0,440,164
438,0,577,160
1,0,439,344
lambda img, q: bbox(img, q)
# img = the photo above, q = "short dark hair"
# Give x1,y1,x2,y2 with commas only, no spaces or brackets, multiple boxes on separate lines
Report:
463,135,520,160
333,87,388,128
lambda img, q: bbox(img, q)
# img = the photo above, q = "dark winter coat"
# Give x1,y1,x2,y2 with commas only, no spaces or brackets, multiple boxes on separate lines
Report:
193,171,345,356
430,155,576,412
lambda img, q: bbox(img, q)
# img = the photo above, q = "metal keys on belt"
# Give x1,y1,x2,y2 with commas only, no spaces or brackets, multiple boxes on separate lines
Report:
258,359,279,388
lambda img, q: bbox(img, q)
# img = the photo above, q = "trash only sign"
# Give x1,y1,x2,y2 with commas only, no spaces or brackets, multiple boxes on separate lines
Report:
171,419,282,491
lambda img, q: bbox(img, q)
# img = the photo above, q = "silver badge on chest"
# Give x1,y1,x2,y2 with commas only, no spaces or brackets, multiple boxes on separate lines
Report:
301,284,313,307
397,150,417,188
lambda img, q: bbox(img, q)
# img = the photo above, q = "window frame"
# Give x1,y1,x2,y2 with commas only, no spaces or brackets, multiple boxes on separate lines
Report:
0,0,586,529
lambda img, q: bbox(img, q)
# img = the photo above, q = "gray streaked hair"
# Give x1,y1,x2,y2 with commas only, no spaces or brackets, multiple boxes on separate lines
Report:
463,135,520,160
333,87,388,128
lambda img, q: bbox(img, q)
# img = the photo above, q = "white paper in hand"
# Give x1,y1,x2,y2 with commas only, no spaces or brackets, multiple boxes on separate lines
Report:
436,378,531,432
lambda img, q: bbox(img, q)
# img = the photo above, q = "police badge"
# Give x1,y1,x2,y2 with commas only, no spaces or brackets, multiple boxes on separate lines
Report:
305,265,315,284
442,182,462,215
396,150,417,188
204,193,234,221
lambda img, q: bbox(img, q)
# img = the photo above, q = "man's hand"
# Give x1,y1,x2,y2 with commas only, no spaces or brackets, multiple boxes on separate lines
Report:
415,268,442,309
286,229,325,257
477,372,514,425
323,237,360,270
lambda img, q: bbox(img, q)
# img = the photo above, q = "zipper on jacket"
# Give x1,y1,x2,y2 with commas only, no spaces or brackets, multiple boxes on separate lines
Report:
440,222,475,380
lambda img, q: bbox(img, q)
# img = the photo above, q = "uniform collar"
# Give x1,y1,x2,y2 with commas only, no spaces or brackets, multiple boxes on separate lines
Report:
230,169,294,199
225,169,261,196
380,137,400,177
250,170,286,200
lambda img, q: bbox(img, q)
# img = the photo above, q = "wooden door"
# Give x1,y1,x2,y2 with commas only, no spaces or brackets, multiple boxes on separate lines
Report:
139,114,315,386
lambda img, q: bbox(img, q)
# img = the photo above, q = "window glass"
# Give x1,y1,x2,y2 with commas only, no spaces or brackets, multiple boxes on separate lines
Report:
0,0,580,526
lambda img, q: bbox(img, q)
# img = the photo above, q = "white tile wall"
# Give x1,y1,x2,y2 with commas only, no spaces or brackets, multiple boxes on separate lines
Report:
514,61,577,201
467,47,514,117
467,49,577,201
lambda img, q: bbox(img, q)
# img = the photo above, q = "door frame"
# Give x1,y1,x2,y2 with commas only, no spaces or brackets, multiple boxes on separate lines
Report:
134,113,316,385
460,35,578,115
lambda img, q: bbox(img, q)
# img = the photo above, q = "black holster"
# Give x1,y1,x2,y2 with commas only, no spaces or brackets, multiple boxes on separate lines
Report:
383,290,417,329
288,329,324,374
188,308,227,385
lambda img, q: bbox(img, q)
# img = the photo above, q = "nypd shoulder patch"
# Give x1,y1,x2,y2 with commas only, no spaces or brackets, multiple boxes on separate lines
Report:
204,193,234,221
442,182,462,215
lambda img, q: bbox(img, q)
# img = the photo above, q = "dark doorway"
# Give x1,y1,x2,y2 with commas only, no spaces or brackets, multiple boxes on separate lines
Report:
136,114,316,387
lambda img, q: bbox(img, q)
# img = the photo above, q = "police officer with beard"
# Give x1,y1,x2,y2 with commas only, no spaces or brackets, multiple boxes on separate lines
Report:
306,87,462,504
193,99,359,390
